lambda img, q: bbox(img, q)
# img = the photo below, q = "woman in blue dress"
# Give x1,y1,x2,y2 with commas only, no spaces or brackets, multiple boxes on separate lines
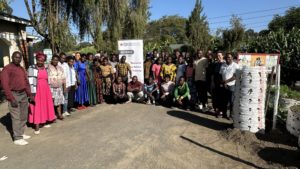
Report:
74,54,90,110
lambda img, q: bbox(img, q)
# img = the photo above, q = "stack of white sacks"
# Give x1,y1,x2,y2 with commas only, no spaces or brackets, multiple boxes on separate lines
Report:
233,66,267,133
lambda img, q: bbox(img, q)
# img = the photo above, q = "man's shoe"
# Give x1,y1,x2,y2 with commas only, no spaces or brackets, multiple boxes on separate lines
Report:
14,139,28,146
22,134,31,140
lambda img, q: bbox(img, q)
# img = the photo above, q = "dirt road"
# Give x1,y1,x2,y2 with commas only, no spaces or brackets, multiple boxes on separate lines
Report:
0,103,299,169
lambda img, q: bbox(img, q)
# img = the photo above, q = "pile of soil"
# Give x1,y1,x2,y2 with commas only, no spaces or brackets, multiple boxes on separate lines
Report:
290,104,300,113
219,128,262,155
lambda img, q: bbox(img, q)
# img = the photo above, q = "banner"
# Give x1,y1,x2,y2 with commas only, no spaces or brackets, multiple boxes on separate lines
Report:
238,53,280,73
118,40,144,83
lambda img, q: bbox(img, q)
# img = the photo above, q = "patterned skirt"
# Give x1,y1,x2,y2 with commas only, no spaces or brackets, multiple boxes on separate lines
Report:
51,87,65,106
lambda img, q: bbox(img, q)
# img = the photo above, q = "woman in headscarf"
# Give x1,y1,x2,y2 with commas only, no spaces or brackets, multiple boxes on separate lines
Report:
28,53,56,134
48,54,66,120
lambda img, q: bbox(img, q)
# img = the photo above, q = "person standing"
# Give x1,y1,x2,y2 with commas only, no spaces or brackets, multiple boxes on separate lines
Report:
161,56,177,82
176,56,186,84
0,51,34,145
113,76,128,104
87,53,97,106
116,55,132,85
100,58,115,100
109,53,118,73
194,49,208,111
127,76,144,103
48,54,66,120
93,59,104,104
59,53,71,117
186,59,197,106
212,52,225,117
28,53,56,135
152,57,163,85
74,54,90,110
219,53,239,119
144,55,153,83
65,56,77,115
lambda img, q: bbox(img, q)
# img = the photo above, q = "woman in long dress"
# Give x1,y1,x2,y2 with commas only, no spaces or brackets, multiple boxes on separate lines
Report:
86,53,97,106
28,53,56,134
93,59,104,104
74,54,90,110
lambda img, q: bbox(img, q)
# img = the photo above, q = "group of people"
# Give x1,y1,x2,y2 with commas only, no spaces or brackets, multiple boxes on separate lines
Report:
0,48,239,146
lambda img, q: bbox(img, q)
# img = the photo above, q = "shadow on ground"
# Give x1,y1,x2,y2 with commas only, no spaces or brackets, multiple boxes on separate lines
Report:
180,136,264,169
167,110,230,131
255,130,298,147
0,113,13,139
258,147,300,168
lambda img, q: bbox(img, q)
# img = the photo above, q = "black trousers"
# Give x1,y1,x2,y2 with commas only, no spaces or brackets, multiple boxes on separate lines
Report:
159,94,173,107
113,95,128,103
67,85,76,110
196,80,208,106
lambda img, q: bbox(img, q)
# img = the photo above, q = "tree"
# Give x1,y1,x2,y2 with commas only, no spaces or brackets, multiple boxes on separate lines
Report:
222,15,245,52
144,15,188,44
123,0,149,39
269,7,300,32
0,0,12,14
106,0,127,51
186,0,210,50
24,0,75,53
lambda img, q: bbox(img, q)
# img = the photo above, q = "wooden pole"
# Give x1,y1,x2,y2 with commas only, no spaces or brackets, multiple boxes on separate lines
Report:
272,64,281,130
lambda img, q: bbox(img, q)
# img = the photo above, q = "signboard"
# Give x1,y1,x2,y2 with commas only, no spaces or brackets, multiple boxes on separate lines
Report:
118,40,144,83
238,53,280,73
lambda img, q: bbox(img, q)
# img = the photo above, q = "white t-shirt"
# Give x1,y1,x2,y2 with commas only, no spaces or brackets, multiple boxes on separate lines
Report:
219,62,239,86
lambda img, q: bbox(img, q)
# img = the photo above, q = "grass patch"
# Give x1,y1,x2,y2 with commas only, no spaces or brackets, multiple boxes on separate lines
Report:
280,85,300,101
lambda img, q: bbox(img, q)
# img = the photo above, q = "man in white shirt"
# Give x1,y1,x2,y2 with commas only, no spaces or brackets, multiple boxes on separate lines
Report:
60,54,77,116
194,50,209,111
219,53,239,119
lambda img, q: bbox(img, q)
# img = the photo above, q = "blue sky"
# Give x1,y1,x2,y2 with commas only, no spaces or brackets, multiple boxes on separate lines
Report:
10,0,300,35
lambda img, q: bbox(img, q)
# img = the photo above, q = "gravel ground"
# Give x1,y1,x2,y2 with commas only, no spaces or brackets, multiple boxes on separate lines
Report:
0,102,299,169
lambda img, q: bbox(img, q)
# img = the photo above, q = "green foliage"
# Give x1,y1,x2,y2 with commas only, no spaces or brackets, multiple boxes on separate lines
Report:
280,85,300,101
269,7,300,32
246,28,300,84
144,39,172,54
186,0,210,50
222,16,245,52
144,15,188,44
123,0,149,39
0,0,12,14
79,46,97,54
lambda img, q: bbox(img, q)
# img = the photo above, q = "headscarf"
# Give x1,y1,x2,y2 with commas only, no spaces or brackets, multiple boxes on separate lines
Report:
35,52,46,61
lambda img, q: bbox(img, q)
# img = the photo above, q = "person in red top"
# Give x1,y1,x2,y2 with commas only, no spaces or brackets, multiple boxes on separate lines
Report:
0,51,34,146
126,76,144,103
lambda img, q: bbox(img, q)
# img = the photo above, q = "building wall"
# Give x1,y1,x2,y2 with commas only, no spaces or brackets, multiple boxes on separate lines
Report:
0,20,27,69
